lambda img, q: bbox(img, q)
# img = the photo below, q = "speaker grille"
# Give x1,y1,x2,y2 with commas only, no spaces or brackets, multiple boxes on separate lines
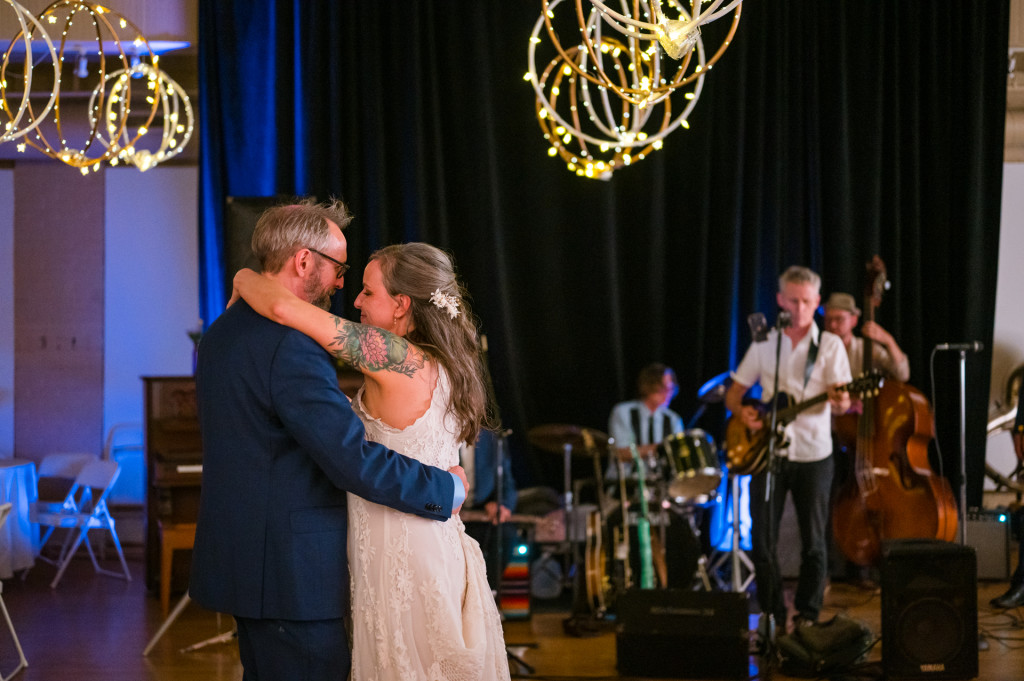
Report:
895,597,964,667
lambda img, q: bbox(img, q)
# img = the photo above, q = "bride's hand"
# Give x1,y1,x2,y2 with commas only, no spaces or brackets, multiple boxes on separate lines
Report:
227,268,258,308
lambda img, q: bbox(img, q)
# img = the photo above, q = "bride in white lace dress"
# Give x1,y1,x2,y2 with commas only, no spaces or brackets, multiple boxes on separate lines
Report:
234,243,510,681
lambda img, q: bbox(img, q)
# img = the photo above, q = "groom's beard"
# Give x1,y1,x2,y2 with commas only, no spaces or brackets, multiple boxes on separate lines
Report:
305,277,334,311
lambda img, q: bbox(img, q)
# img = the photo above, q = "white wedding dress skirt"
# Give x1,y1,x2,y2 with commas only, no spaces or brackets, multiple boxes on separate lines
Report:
349,370,510,681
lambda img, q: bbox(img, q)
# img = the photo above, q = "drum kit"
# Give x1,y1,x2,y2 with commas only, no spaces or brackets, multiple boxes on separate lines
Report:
526,375,737,616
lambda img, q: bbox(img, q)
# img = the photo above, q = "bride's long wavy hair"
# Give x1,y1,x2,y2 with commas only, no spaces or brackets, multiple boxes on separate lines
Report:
370,243,494,444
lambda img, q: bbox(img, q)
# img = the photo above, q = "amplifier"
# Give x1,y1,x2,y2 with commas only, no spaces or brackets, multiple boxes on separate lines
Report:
616,590,750,679
965,509,1011,580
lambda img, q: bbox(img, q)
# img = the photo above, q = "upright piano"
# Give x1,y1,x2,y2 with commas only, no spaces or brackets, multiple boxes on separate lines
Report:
142,376,203,592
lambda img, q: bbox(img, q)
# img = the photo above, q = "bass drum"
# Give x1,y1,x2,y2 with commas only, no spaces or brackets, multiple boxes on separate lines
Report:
662,429,723,505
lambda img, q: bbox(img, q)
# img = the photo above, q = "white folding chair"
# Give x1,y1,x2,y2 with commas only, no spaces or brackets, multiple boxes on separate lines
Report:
0,503,28,679
35,453,97,510
28,459,132,589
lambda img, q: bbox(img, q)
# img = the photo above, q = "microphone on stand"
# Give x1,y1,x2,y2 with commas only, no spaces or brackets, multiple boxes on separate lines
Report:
776,310,792,330
935,341,984,352
747,312,768,343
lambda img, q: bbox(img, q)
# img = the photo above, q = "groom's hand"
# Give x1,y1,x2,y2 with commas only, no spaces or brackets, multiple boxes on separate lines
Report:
449,465,469,515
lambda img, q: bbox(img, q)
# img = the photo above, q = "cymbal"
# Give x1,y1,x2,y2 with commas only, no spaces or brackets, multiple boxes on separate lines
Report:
527,423,609,456
696,371,732,404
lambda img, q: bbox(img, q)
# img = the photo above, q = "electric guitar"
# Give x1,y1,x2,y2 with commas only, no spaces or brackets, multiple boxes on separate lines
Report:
630,444,656,589
725,373,884,475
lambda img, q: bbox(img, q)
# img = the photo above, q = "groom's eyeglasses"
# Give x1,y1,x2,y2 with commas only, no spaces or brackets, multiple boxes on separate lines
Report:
309,248,350,278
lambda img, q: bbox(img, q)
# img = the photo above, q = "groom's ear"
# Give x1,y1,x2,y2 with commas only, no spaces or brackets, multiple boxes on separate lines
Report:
291,248,316,278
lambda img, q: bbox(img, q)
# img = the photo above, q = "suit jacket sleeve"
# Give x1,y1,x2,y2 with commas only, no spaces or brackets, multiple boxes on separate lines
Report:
273,330,454,520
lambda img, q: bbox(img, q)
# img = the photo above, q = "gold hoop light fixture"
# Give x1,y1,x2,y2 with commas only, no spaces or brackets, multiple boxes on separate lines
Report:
525,0,740,178
91,61,193,171
0,0,194,173
0,0,60,143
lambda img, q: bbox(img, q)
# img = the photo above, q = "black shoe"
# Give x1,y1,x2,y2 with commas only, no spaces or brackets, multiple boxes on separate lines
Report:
791,614,817,632
990,582,1024,609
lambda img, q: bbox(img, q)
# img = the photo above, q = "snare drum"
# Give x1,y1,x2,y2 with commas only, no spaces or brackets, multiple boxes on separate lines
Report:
662,429,723,505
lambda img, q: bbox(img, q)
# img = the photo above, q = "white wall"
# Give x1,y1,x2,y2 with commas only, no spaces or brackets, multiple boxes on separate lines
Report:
103,166,199,437
986,162,1024,486
0,170,12,458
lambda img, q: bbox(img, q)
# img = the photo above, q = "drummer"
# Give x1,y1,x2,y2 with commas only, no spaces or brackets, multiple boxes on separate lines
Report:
605,362,685,485
607,362,703,590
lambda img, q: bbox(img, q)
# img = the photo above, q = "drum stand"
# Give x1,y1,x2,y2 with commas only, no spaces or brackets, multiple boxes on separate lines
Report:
707,474,755,593
666,502,714,591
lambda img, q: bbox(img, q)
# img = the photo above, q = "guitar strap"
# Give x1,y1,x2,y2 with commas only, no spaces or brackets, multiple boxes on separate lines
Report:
804,334,819,388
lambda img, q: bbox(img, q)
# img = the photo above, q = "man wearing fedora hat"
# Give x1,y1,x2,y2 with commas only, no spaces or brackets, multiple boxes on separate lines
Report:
823,292,910,382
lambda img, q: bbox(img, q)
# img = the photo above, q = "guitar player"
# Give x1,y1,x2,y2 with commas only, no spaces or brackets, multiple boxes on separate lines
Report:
724,266,852,635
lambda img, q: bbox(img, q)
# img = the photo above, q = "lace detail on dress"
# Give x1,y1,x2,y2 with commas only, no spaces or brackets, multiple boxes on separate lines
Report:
348,368,510,681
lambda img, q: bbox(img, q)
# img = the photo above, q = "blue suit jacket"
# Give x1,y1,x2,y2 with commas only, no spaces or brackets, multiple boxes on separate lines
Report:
189,302,454,620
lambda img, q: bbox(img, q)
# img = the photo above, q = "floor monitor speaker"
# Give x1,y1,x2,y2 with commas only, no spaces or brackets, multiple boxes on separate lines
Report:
615,589,749,679
881,539,978,680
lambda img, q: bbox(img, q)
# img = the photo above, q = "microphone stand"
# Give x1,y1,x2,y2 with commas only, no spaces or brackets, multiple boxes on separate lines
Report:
956,350,968,546
494,431,506,597
491,429,535,675
760,312,790,656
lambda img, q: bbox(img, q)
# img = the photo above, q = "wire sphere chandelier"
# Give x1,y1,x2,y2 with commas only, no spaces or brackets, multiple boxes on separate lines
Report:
0,0,193,173
0,0,60,143
588,0,743,60
91,61,193,172
525,0,741,179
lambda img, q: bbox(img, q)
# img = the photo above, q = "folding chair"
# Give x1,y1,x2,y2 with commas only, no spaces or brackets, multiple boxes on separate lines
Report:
27,459,132,589
35,453,97,511
0,503,28,679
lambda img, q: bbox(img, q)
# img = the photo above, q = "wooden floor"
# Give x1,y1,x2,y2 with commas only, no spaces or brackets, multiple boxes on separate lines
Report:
1,547,1023,680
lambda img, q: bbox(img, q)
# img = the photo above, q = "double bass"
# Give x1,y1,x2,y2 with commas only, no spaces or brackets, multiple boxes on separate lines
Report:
831,256,958,566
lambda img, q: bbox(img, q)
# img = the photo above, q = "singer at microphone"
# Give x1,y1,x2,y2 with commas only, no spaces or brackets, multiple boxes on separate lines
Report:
725,265,853,632
934,341,984,352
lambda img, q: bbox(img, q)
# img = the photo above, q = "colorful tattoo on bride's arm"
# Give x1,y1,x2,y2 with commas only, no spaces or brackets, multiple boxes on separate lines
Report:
325,316,425,377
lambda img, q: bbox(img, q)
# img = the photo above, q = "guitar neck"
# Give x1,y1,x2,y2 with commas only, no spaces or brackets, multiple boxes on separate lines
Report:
775,392,829,423
629,444,655,589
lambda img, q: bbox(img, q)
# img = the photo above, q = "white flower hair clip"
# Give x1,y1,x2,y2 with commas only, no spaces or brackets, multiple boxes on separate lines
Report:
429,288,460,319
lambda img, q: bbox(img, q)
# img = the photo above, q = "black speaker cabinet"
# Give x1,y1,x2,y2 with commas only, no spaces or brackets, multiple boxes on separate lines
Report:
881,539,978,680
615,590,749,679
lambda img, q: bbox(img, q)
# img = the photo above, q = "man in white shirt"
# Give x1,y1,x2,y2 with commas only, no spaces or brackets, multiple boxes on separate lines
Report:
724,266,852,633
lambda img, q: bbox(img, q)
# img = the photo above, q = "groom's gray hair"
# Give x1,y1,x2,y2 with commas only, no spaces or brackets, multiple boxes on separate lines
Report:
251,197,353,273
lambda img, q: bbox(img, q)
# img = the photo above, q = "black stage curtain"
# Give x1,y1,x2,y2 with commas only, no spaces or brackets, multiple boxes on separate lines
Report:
199,1,1009,506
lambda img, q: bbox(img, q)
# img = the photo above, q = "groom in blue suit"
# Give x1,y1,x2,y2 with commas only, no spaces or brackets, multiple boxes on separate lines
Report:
190,199,467,681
